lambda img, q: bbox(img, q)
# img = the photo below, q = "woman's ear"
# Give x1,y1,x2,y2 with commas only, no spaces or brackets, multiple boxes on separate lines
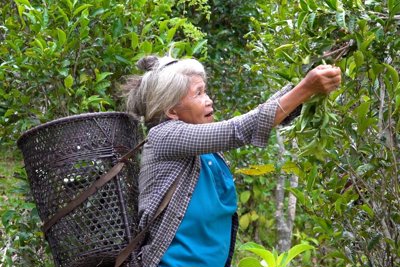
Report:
165,108,179,120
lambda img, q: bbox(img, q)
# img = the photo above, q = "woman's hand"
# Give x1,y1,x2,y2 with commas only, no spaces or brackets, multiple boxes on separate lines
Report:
273,65,342,126
299,65,342,95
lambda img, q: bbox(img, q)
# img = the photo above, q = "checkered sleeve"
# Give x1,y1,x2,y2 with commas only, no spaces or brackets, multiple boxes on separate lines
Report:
149,84,300,159
268,84,302,125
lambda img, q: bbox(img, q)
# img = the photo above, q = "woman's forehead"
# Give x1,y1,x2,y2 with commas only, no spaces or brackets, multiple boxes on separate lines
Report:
190,75,205,84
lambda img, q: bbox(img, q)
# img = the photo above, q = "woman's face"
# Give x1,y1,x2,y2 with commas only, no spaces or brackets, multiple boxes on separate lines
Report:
172,75,214,124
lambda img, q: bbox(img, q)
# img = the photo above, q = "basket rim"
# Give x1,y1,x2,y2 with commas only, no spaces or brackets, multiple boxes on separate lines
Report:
17,111,137,148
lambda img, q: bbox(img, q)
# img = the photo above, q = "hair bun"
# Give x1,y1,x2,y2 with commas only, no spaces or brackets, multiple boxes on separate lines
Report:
137,56,159,71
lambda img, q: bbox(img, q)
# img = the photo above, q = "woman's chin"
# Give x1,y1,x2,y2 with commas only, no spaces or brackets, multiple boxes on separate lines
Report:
204,115,214,123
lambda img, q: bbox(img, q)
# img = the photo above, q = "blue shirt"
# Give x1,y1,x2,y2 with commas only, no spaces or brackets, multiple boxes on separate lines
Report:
159,153,237,267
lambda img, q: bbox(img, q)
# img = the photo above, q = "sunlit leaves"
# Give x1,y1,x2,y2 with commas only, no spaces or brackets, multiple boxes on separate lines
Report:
64,74,74,89
239,242,314,267
240,190,252,204
236,162,301,176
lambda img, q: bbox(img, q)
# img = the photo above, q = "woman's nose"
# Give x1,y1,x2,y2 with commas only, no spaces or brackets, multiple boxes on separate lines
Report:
205,94,213,106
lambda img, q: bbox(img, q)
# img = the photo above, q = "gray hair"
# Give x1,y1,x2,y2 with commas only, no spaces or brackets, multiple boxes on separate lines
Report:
124,55,206,128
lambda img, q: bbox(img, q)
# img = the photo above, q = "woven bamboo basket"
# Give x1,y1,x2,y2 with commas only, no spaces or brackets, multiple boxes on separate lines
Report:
17,112,141,267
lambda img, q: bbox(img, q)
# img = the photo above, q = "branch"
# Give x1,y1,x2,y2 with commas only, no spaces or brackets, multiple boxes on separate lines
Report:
368,11,400,20
377,77,385,138
73,43,83,78
338,154,393,241
322,40,356,63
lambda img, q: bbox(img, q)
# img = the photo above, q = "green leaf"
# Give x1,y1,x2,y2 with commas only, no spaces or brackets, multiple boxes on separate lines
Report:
4,109,15,118
65,0,73,11
240,242,266,250
235,164,275,176
388,0,400,16
1,210,16,226
73,4,93,17
312,216,332,233
297,12,308,29
281,162,301,176
279,51,295,63
240,243,275,267
307,0,318,10
383,63,399,89
57,6,69,23
115,55,131,65
192,39,207,55
324,0,338,10
247,248,276,267
141,21,156,37
33,38,44,51
240,191,251,204
95,71,113,83
336,11,346,28
167,27,178,43
287,187,306,207
356,163,374,176
14,0,32,6
21,202,36,210
239,213,250,230
367,234,381,251
299,0,309,11
250,211,259,221
112,18,123,38
64,75,74,89
360,34,375,52
238,257,263,267
131,32,139,49
353,51,364,67
277,252,289,266
360,204,374,218
250,17,261,33
274,44,294,53
307,12,316,29
140,41,153,54
306,165,317,191
395,94,400,113
57,28,67,46
286,244,314,264
354,101,370,119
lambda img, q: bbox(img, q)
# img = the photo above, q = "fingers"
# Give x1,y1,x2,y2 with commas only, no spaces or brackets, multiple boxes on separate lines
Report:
326,75,342,92
304,65,341,94
316,64,334,70
315,65,341,78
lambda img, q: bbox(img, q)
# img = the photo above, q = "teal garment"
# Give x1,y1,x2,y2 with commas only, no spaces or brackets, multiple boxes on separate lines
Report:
159,153,237,267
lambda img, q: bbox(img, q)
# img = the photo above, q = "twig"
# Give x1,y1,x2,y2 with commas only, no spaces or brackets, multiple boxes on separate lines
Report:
368,11,400,20
73,43,83,78
322,40,355,63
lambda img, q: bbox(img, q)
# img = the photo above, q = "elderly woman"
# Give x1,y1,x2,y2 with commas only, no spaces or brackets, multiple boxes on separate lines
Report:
124,55,341,267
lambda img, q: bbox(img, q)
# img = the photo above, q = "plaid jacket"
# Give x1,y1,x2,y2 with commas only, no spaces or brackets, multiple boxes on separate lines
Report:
135,85,299,266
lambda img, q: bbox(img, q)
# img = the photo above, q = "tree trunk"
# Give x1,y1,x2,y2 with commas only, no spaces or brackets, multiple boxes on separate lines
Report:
275,130,298,252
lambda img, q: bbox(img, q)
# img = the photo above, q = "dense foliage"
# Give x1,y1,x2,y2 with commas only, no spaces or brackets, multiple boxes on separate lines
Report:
239,0,400,265
1,0,207,265
0,0,207,147
1,0,399,266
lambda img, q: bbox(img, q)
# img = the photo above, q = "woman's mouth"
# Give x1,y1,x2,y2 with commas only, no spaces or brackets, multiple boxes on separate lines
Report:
205,111,213,117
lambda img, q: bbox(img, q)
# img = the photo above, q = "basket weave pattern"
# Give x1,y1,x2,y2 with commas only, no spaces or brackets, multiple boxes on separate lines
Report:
17,112,141,267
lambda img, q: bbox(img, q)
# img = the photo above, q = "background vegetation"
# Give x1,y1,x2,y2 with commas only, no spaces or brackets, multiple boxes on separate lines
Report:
1,0,399,266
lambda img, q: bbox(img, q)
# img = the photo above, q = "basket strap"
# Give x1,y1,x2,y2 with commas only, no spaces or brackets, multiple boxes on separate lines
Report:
114,167,184,267
43,139,148,233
